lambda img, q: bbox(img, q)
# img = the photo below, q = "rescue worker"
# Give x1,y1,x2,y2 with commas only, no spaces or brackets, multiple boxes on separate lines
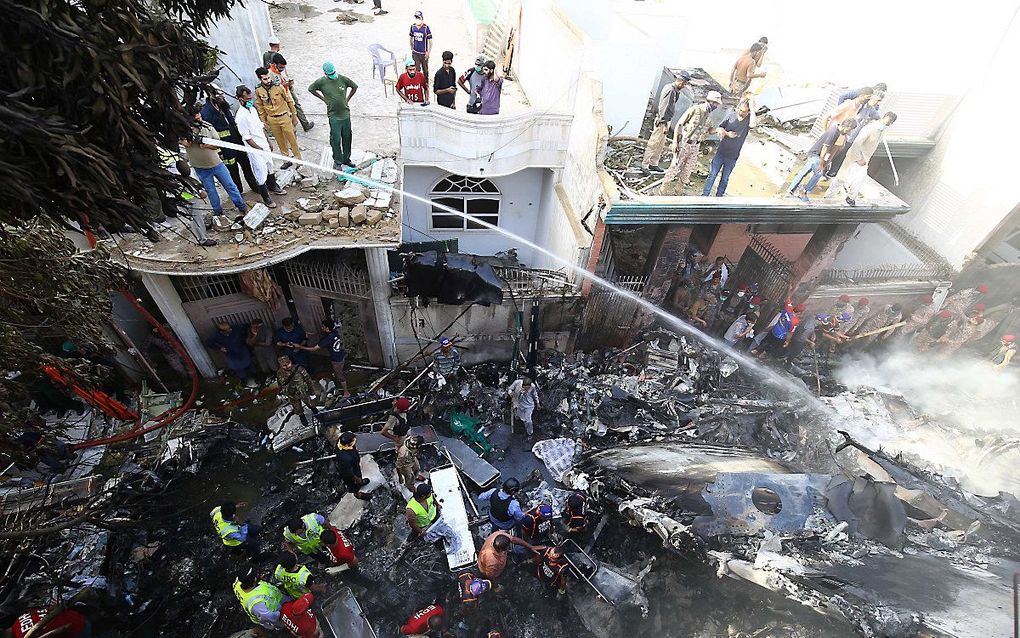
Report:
319,527,358,569
234,566,290,632
757,302,800,359
991,334,1017,369
5,599,91,638
283,513,328,559
535,545,570,597
829,294,854,318
276,356,319,428
936,308,987,355
898,295,939,339
280,593,323,638
914,310,954,352
941,284,989,316
395,434,424,491
520,503,555,545
406,483,462,554
399,604,452,637
274,551,326,598
336,431,372,500
563,492,589,536
477,530,541,581
842,297,872,335
210,500,259,557
852,303,903,349
457,572,492,607
381,395,413,445
478,478,526,532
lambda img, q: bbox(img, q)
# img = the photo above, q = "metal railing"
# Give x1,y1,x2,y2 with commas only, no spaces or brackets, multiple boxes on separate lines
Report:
174,274,242,302
819,263,954,285
284,260,371,298
495,266,575,295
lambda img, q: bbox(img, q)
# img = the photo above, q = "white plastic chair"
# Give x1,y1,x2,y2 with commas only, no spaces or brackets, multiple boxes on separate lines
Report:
367,44,398,95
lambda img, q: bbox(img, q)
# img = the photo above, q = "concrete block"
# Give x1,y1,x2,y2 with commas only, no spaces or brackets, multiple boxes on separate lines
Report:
366,209,384,225
350,205,367,225
298,212,323,226
242,203,271,230
334,187,367,206
297,197,323,213
327,216,340,228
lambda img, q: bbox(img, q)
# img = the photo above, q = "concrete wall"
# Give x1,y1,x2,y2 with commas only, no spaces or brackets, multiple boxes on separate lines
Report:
206,0,273,90
401,166,551,266
706,224,811,264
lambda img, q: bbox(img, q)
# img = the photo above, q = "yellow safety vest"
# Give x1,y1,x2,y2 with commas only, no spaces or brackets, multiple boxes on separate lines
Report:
407,495,437,529
233,579,284,626
283,514,325,554
273,564,312,598
210,506,242,547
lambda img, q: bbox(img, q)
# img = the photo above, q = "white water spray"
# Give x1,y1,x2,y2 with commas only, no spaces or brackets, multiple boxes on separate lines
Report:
203,137,829,409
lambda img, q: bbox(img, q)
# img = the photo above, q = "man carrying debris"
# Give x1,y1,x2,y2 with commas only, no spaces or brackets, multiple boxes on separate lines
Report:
432,337,462,378
234,567,290,633
274,550,327,598
381,396,413,446
641,70,691,174
395,434,425,491
990,334,1017,369
477,530,541,581
507,377,540,437
659,91,722,195
479,478,527,532
296,320,350,397
307,62,358,171
336,431,372,500
211,501,260,557
207,322,257,387
276,355,319,429
280,593,323,638
406,483,462,554
283,513,328,559
535,545,570,598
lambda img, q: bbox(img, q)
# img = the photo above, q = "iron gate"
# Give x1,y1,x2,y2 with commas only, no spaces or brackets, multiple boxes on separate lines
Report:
730,235,793,316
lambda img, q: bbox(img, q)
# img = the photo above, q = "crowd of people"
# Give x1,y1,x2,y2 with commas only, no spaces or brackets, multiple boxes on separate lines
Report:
209,344,593,637
667,251,1013,369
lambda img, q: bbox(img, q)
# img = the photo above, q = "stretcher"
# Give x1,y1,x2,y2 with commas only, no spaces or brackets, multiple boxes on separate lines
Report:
320,587,377,638
429,465,477,570
437,436,500,489
356,425,438,454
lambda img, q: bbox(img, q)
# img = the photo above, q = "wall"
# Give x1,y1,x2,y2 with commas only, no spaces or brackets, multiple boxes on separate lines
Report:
401,166,550,265
706,224,811,264
206,1,273,89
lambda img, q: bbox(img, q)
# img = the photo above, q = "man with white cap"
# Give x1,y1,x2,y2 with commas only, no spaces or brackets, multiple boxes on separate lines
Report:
659,91,722,195
263,36,281,68
396,58,427,105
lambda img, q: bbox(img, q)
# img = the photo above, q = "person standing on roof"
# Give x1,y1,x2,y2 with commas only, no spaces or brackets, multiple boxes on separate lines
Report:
641,70,692,175
479,478,526,532
702,98,756,197
409,10,433,100
659,91,722,195
307,62,358,171
432,337,461,377
255,66,301,165
507,377,540,438
478,61,504,115
458,56,486,113
406,483,462,554
269,54,314,133
826,112,898,206
433,51,458,109
234,85,287,209
234,567,290,632
786,118,857,202
729,42,767,97
396,58,428,105
263,36,281,68
180,105,249,225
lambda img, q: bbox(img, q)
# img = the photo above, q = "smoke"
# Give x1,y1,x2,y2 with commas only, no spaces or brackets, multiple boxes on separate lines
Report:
830,346,1020,497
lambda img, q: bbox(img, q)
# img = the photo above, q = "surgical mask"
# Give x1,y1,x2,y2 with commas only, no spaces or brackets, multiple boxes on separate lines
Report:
244,99,254,108
877,123,887,130
707,103,718,112
327,73,338,80
475,65,482,72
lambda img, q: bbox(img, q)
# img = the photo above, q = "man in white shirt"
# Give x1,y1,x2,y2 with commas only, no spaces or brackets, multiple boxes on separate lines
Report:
234,85,286,207
507,377,540,437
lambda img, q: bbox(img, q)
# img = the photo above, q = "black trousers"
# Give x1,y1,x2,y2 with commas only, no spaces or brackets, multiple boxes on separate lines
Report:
225,155,279,203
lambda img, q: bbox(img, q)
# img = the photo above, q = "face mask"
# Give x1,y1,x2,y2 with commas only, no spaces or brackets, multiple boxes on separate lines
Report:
327,73,338,80
877,123,887,130
408,70,416,76
245,99,254,108
707,103,718,112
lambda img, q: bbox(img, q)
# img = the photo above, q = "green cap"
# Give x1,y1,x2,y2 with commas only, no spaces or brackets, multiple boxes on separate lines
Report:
322,61,336,75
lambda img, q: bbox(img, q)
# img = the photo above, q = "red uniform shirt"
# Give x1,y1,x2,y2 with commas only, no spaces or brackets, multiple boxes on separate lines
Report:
396,72,426,103
280,594,319,638
400,604,443,635
11,608,88,638
323,526,356,566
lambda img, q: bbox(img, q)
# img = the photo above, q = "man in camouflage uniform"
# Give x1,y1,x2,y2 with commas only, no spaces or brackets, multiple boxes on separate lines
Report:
277,355,319,427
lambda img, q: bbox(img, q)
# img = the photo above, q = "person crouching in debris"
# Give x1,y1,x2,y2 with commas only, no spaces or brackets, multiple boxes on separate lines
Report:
280,592,323,638
432,337,462,378
562,493,589,536
276,356,320,429
234,566,291,634
507,377,540,438
990,334,1017,369
283,513,329,563
477,530,542,581
400,604,454,637
381,395,413,446
520,503,555,546
458,572,492,607
211,501,260,558
479,478,527,533
395,434,425,491
336,431,373,500
274,550,327,599
535,545,571,598
319,527,359,570
406,482,462,554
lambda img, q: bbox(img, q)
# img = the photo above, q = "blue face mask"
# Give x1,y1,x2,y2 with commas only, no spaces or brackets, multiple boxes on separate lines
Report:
327,72,338,80
245,99,254,108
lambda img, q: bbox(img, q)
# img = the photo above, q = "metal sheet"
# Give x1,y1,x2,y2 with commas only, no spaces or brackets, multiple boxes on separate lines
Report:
356,425,438,454
437,436,500,489
268,405,317,452
321,587,378,638
692,472,830,537
429,466,477,570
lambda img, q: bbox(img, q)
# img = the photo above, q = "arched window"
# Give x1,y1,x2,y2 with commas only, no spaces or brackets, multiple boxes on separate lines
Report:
429,175,501,231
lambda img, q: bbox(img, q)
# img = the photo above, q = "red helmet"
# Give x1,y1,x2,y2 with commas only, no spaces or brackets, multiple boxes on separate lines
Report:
794,303,807,313
920,295,933,304
838,294,851,302
858,297,870,306
395,396,411,412
977,284,990,294
974,303,986,312
939,310,952,319
1003,335,1016,342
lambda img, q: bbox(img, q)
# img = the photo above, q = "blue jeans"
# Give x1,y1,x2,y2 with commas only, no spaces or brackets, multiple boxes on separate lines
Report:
703,153,737,196
789,155,823,194
194,163,246,214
